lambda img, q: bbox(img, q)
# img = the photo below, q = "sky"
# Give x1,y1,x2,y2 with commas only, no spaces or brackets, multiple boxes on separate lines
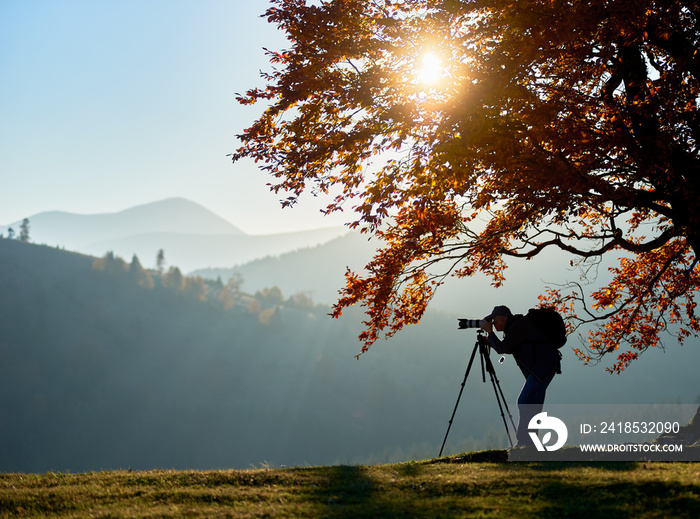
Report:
0,0,349,234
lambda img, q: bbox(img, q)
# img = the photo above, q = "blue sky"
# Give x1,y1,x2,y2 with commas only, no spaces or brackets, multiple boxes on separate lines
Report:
1,0,348,234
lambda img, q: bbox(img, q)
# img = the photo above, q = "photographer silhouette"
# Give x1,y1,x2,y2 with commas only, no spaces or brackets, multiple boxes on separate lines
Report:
480,305,561,447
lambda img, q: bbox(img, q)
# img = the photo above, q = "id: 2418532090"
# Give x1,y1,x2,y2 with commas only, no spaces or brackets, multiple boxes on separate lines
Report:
580,421,681,435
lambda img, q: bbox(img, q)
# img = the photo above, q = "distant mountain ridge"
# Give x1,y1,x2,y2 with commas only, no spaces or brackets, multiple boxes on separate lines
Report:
192,232,377,301
1,198,348,272
82,227,350,272
192,230,582,315
2,198,244,246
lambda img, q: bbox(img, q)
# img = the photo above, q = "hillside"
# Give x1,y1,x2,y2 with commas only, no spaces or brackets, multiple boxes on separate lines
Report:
0,239,508,472
1,239,699,474
1,460,699,518
192,231,378,301
0,198,347,272
1,198,244,247
82,226,349,273
190,230,648,320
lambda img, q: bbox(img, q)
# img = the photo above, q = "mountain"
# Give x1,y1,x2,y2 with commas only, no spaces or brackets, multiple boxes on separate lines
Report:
1,239,698,472
79,227,350,273
192,231,378,300
192,231,582,316
0,238,519,471
1,198,348,272
3,198,243,246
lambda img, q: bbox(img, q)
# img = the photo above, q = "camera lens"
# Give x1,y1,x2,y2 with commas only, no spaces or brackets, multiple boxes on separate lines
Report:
458,319,482,329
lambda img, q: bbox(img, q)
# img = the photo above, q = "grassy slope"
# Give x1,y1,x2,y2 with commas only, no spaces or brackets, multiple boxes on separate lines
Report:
1,452,699,518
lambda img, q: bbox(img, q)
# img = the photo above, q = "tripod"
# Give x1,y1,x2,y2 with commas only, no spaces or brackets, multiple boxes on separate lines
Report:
438,330,516,457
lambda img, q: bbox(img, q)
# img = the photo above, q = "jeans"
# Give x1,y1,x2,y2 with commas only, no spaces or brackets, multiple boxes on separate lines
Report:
516,372,554,446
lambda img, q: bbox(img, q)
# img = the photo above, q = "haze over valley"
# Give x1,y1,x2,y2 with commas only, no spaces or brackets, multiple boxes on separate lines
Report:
2,200,699,473
1,198,347,273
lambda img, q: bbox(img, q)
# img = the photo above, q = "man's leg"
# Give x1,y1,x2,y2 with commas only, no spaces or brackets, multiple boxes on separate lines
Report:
515,373,553,446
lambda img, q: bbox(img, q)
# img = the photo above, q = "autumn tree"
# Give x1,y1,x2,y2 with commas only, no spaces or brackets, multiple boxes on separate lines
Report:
218,286,236,310
183,276,208,301
290,291,315,310
255,286,285,309
93,251,128,275
161,266,185,292
232,0,700,373
129,254,155,289
226,273,245,294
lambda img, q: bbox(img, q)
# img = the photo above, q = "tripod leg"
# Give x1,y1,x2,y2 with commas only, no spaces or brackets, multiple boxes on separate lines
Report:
487,371,515,448
480,343,486,383
438,342,479,457
493,371,517,434
481,344,516,448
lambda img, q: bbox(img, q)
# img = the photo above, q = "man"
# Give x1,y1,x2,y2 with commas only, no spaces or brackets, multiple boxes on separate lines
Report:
480,305,561,447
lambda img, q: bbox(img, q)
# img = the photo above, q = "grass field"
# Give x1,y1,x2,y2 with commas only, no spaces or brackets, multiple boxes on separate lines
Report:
1,451,699,518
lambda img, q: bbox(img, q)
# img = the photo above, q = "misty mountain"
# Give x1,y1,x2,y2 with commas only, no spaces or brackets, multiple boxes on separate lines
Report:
0,239,509,472
3,198,244,245
2,198,348,272
192,231,379,303
192,230,587,317
81,226,350,273
1,239,698,473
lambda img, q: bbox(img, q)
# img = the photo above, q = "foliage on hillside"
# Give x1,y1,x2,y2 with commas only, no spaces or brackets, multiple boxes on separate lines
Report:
2,239,700,473
91,250,322,321
0,240,510,472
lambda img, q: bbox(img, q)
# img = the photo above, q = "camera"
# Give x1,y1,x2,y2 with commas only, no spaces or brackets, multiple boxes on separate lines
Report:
458,318,485,329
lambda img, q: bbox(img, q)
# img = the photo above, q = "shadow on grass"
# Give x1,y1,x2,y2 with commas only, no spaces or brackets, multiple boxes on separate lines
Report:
308,465,404,519
532,479,700,518
423,452,700,517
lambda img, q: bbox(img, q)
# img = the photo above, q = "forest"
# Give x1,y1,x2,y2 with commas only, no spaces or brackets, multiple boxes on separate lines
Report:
1,238,698,473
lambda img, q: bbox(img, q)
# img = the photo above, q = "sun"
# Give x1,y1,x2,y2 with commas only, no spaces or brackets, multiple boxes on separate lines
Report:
417,52,443,85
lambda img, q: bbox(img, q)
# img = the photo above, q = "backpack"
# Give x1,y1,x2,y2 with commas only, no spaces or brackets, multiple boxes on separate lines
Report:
525,307,567,349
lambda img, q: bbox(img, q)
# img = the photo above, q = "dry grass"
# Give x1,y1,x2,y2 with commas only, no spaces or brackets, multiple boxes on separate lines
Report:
1,451,699,518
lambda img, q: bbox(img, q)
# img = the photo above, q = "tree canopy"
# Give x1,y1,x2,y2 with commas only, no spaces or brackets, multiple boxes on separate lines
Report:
232,0,700,372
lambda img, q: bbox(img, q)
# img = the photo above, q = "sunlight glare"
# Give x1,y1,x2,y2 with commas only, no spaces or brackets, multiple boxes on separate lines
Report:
417,52,443,85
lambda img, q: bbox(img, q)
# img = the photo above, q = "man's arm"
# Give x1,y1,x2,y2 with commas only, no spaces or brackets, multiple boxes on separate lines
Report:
481,318,529,354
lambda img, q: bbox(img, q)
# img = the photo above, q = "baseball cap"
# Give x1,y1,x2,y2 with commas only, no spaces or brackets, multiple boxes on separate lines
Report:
484,305,512,321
